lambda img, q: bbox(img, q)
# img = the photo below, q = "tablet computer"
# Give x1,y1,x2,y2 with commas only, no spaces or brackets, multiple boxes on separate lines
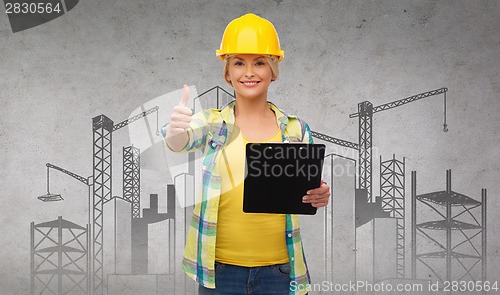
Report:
243,143,326,215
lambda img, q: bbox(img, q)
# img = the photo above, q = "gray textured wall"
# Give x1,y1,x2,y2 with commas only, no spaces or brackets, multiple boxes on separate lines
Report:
1,0,499,294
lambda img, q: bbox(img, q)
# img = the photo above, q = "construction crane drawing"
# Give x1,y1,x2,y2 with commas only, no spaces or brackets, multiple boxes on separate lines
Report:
349,87,448,202
39,163,92,202
91,105,159,295
38,106,159,295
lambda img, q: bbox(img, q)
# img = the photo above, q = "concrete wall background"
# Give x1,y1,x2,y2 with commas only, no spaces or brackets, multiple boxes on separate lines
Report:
1,0,499,294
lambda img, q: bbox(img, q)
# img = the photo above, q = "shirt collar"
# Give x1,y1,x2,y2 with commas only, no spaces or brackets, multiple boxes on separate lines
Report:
220,100,291,128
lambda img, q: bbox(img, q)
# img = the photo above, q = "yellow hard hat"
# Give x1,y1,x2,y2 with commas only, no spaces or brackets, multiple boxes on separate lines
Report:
216,13,284,62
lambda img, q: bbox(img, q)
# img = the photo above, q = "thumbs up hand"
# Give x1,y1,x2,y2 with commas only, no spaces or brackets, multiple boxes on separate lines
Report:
165,85,192,151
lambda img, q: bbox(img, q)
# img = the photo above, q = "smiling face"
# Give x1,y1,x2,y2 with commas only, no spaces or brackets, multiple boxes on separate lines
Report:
225,54,277,101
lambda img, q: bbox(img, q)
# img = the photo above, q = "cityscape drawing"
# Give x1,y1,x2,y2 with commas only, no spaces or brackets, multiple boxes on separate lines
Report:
29,86,491,294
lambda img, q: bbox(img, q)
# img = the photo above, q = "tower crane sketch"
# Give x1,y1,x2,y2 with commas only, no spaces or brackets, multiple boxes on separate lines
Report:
349,87,448,202
91,105,159,295
308,87,449,285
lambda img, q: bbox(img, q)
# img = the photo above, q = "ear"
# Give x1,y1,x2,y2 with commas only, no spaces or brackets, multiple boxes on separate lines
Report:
225,72,232,85
271,70,277,81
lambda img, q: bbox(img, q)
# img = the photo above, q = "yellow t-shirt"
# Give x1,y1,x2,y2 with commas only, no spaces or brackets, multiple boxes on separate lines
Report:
215,126,289,267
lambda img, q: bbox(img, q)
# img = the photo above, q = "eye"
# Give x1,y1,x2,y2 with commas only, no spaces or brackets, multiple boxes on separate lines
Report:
234,61,244,66
255,60,266,66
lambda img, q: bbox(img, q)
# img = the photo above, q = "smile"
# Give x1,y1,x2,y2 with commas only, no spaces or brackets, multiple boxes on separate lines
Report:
241,81,260,86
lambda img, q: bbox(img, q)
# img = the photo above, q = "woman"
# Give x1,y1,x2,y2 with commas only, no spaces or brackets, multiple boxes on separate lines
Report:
164,13,330,295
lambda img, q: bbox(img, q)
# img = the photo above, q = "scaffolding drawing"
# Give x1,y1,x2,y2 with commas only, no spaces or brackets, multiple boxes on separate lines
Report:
31,216,90,295
122,146,140,219
380,155,406,278
411,169,487,283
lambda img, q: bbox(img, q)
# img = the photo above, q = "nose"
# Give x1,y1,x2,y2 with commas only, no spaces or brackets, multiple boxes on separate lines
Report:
244,64,255,78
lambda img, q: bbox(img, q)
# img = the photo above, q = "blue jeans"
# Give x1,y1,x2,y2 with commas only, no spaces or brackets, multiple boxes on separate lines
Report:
198,262,292,295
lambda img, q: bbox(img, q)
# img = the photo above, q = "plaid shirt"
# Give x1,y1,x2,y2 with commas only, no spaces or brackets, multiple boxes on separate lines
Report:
164,100,312,295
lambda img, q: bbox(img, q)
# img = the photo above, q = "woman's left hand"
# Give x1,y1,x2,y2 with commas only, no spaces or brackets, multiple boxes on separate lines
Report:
302,180,331,208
